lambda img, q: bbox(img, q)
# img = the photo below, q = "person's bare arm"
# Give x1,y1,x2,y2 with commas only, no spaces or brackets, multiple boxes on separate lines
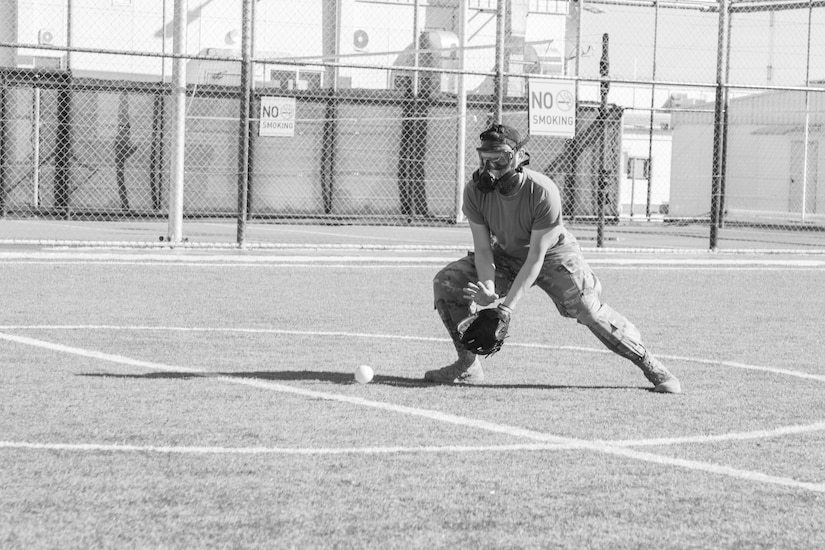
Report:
463,220,498,305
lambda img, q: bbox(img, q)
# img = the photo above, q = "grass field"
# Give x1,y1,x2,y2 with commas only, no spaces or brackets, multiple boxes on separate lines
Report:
1,241,825,549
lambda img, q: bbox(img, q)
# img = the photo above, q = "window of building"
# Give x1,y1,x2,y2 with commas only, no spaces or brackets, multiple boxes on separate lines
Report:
626,157,651,179
268,69,323,91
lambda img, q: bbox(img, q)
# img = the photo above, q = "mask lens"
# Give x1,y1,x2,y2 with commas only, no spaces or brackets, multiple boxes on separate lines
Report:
478,151,512,170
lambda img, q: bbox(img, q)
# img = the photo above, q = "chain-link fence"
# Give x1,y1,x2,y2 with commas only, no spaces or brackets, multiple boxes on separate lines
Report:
1,0,824,250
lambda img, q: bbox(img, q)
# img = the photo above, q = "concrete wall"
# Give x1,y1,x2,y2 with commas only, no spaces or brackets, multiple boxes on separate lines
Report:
668,115,713,219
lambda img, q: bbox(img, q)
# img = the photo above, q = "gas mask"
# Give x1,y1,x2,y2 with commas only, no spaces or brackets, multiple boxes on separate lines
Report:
472,150,530,194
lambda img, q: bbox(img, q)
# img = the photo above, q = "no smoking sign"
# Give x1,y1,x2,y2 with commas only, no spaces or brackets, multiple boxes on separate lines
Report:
259,96,296,137
528,79,577,138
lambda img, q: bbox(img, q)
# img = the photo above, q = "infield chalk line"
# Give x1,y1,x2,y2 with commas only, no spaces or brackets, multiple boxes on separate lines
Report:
2,261,824,271
4,324,825,384
5,419,825,454
0,440,579,455
608,420,825,447
2,330,825,494
2,251,825,268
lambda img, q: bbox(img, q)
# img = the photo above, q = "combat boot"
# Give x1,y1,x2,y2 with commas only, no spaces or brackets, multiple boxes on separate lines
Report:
424,351,484,384
637,352,681,393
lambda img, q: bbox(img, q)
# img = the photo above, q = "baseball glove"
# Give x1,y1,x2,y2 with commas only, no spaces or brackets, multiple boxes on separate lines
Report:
457,305,512,357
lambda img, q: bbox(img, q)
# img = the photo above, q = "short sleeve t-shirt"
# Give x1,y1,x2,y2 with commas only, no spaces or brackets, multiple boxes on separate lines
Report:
463,168,566,259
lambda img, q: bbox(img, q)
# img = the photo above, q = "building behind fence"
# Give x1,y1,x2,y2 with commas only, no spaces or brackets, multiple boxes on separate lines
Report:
1,0,824,249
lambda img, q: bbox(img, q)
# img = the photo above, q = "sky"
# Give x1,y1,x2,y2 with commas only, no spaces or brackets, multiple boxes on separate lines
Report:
574,1,825,108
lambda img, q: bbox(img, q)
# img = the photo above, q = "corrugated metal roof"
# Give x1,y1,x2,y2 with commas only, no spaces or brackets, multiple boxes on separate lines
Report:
671,87,825,126
751,123,824,135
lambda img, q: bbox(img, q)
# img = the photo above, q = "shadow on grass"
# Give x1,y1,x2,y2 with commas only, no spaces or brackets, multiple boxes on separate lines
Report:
79,370,427,388
78,371,646,390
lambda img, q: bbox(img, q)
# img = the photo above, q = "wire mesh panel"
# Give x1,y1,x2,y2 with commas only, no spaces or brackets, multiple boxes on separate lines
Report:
1,0,824,250
251,98,328,216
721,3,825,231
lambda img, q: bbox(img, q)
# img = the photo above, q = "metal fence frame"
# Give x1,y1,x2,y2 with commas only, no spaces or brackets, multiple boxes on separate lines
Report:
1,0,824,251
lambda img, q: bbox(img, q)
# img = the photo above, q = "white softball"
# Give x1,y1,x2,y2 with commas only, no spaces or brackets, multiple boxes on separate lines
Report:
354,365,374,384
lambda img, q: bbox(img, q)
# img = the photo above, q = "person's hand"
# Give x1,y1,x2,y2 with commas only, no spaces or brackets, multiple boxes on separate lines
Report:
463,281,498,306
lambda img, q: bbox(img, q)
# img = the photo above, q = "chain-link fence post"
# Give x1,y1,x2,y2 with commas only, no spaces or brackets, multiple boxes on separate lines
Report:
801,0,815,224
167,0,187,244
236,0,253,246
32,88,41,211
0,73,7,217
645,1,660,220
455,0,469,224
597,33,610,248
57,0,74,219
492,0,506,124
718,5,733,230
710,0,730,251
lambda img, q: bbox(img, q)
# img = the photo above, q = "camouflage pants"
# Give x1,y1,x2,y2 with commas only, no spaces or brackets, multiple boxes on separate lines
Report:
433,243,648,363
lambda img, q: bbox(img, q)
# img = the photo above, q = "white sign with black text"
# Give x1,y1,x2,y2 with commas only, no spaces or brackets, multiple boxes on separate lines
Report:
259,96,296,137
528,79,576,138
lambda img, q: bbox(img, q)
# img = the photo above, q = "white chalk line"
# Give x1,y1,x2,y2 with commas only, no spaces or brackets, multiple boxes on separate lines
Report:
2,331,825,493
0,252,458,264
0,261,442,268
3,422,824,455
4,324,825,384
1,260,824,271
2,251,825,268
609,420,825,447
0,440,579,456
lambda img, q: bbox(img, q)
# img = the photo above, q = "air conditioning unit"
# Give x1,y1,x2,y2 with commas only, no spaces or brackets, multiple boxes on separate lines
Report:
353,30,369,52
38,29,55,45
262,65,324,91
187,48,246,86
16,54,65,69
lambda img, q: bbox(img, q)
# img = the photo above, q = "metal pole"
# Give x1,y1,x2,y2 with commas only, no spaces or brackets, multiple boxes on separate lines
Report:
718,6,733,228
801,0,813,222
322,0,340,91
245,0,257,218
570,0,585,221
54,0,73,218
321,0,339,216
709,0,729,250
167,0,187,244
236,0,253,245
162,0,167,82
33,88,41,208
0,78,6,216
492,0,505,123
596,33,609,248
576,0,584,84
455,0,468,224
66,0,72,70
645,0,659,219
413,0,420,97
